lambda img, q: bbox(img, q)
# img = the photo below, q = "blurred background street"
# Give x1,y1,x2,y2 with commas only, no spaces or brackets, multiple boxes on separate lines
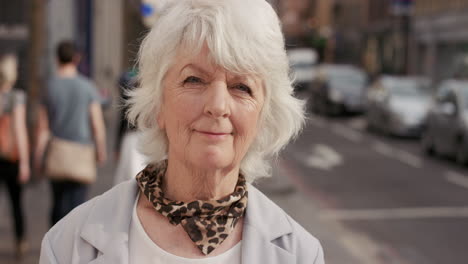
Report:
2,0,468,263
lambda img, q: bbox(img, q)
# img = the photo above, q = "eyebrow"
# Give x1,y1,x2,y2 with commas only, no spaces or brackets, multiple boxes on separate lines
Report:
180,63,213,77
180,63,259,86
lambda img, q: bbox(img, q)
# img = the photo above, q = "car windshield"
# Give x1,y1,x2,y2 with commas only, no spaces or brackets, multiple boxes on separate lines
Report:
291,62,315,69
328,69,366,87
454,55,468,79
453,82,468,108
385,79,428,97
288,49,317,69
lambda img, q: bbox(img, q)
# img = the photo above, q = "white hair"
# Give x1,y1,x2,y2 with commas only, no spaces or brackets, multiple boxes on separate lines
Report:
0,54,18,87
127,0,305,182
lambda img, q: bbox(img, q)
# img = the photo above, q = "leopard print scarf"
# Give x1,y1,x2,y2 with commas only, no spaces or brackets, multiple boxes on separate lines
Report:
135,160,248,255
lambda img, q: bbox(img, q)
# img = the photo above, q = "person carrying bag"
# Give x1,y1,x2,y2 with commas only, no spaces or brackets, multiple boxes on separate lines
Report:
34,41,107,226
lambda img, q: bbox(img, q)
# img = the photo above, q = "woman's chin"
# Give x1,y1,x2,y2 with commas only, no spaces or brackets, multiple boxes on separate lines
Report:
190,149,235,170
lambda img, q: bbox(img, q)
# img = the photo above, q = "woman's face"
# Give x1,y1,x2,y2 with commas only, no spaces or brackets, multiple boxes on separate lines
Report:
158,46,265,171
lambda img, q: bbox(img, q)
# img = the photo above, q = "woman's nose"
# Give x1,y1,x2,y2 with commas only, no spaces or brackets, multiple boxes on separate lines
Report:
204,81,231,118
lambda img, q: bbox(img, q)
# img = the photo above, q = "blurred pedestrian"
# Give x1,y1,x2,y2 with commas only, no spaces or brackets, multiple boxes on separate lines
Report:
113,69,146,185
0,53,30,258
39,1,324,263
34,41,107,226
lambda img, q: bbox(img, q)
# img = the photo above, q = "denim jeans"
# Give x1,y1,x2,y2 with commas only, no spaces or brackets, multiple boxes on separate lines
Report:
50,180,88,226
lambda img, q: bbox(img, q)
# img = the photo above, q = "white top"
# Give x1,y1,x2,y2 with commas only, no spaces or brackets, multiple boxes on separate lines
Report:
129,194,242,264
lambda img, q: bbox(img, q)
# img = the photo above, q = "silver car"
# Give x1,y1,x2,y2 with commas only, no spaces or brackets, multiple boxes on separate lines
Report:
366,76,431,137
310,64,367,115
422,80,468,164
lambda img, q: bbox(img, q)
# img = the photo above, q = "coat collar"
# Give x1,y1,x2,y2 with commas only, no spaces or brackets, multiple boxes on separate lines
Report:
244,184,293,240
80,180,294,263
242,184,295,263
80,180,138,264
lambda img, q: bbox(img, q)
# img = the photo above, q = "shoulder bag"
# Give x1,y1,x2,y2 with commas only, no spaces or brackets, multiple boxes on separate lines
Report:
45,137,96,184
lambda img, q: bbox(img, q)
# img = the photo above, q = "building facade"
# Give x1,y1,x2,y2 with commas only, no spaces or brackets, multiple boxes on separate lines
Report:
277,0,316,47
46,0,124,98
363,0,413,77
0,0,30,90
412,0,468,80
333,0,368,64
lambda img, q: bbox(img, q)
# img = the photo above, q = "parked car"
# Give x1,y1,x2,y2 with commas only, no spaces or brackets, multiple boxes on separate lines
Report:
451,54,468,80
366,76,431,137
422,80,468,164
310,64,367,115
287,48,318,91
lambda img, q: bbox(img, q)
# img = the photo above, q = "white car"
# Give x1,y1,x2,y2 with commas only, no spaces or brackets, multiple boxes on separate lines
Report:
366,76,431,137
310,64,367,115
287,48,318,90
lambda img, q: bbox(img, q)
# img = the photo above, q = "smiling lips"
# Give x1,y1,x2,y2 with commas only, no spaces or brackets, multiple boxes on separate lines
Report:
195,130,232,140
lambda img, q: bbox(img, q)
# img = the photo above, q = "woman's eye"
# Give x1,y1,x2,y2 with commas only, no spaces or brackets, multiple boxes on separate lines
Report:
183,76,203,84
234,84,252,95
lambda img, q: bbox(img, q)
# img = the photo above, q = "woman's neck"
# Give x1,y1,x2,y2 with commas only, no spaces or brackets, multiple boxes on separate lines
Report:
163,159,240,202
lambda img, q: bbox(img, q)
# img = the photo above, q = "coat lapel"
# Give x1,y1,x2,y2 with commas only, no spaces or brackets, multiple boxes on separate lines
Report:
242,224,295,263
82,225,129,264
80,180,139,264
242,184,296,263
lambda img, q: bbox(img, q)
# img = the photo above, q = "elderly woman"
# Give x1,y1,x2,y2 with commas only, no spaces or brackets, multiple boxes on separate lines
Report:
39,0,324,263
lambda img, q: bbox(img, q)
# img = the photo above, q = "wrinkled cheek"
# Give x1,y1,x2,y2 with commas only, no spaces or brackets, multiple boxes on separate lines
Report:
231,109,261,162
233,133,252,162
166,120,188,154
246,115,261,141
177,123,193,152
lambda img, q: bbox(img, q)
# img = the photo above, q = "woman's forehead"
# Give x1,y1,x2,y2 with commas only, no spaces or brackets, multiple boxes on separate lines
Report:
173,44,261,79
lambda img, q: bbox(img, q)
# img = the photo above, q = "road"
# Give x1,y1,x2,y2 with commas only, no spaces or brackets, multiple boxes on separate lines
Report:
275,113,468,264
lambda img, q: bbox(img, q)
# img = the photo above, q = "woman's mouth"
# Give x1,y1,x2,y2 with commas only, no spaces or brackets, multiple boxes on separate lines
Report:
195,130,232,140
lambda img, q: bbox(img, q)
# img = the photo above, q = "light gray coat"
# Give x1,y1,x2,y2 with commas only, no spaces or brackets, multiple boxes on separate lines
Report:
39,180,324,264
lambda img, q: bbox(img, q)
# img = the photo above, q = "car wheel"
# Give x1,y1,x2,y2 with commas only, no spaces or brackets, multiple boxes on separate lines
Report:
365,112,374,132
312,97,321,114
421,131,435,156
380,120,393,137
335,104,345,116
328,103,338,116
319,99,329,116
456,138,468,166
